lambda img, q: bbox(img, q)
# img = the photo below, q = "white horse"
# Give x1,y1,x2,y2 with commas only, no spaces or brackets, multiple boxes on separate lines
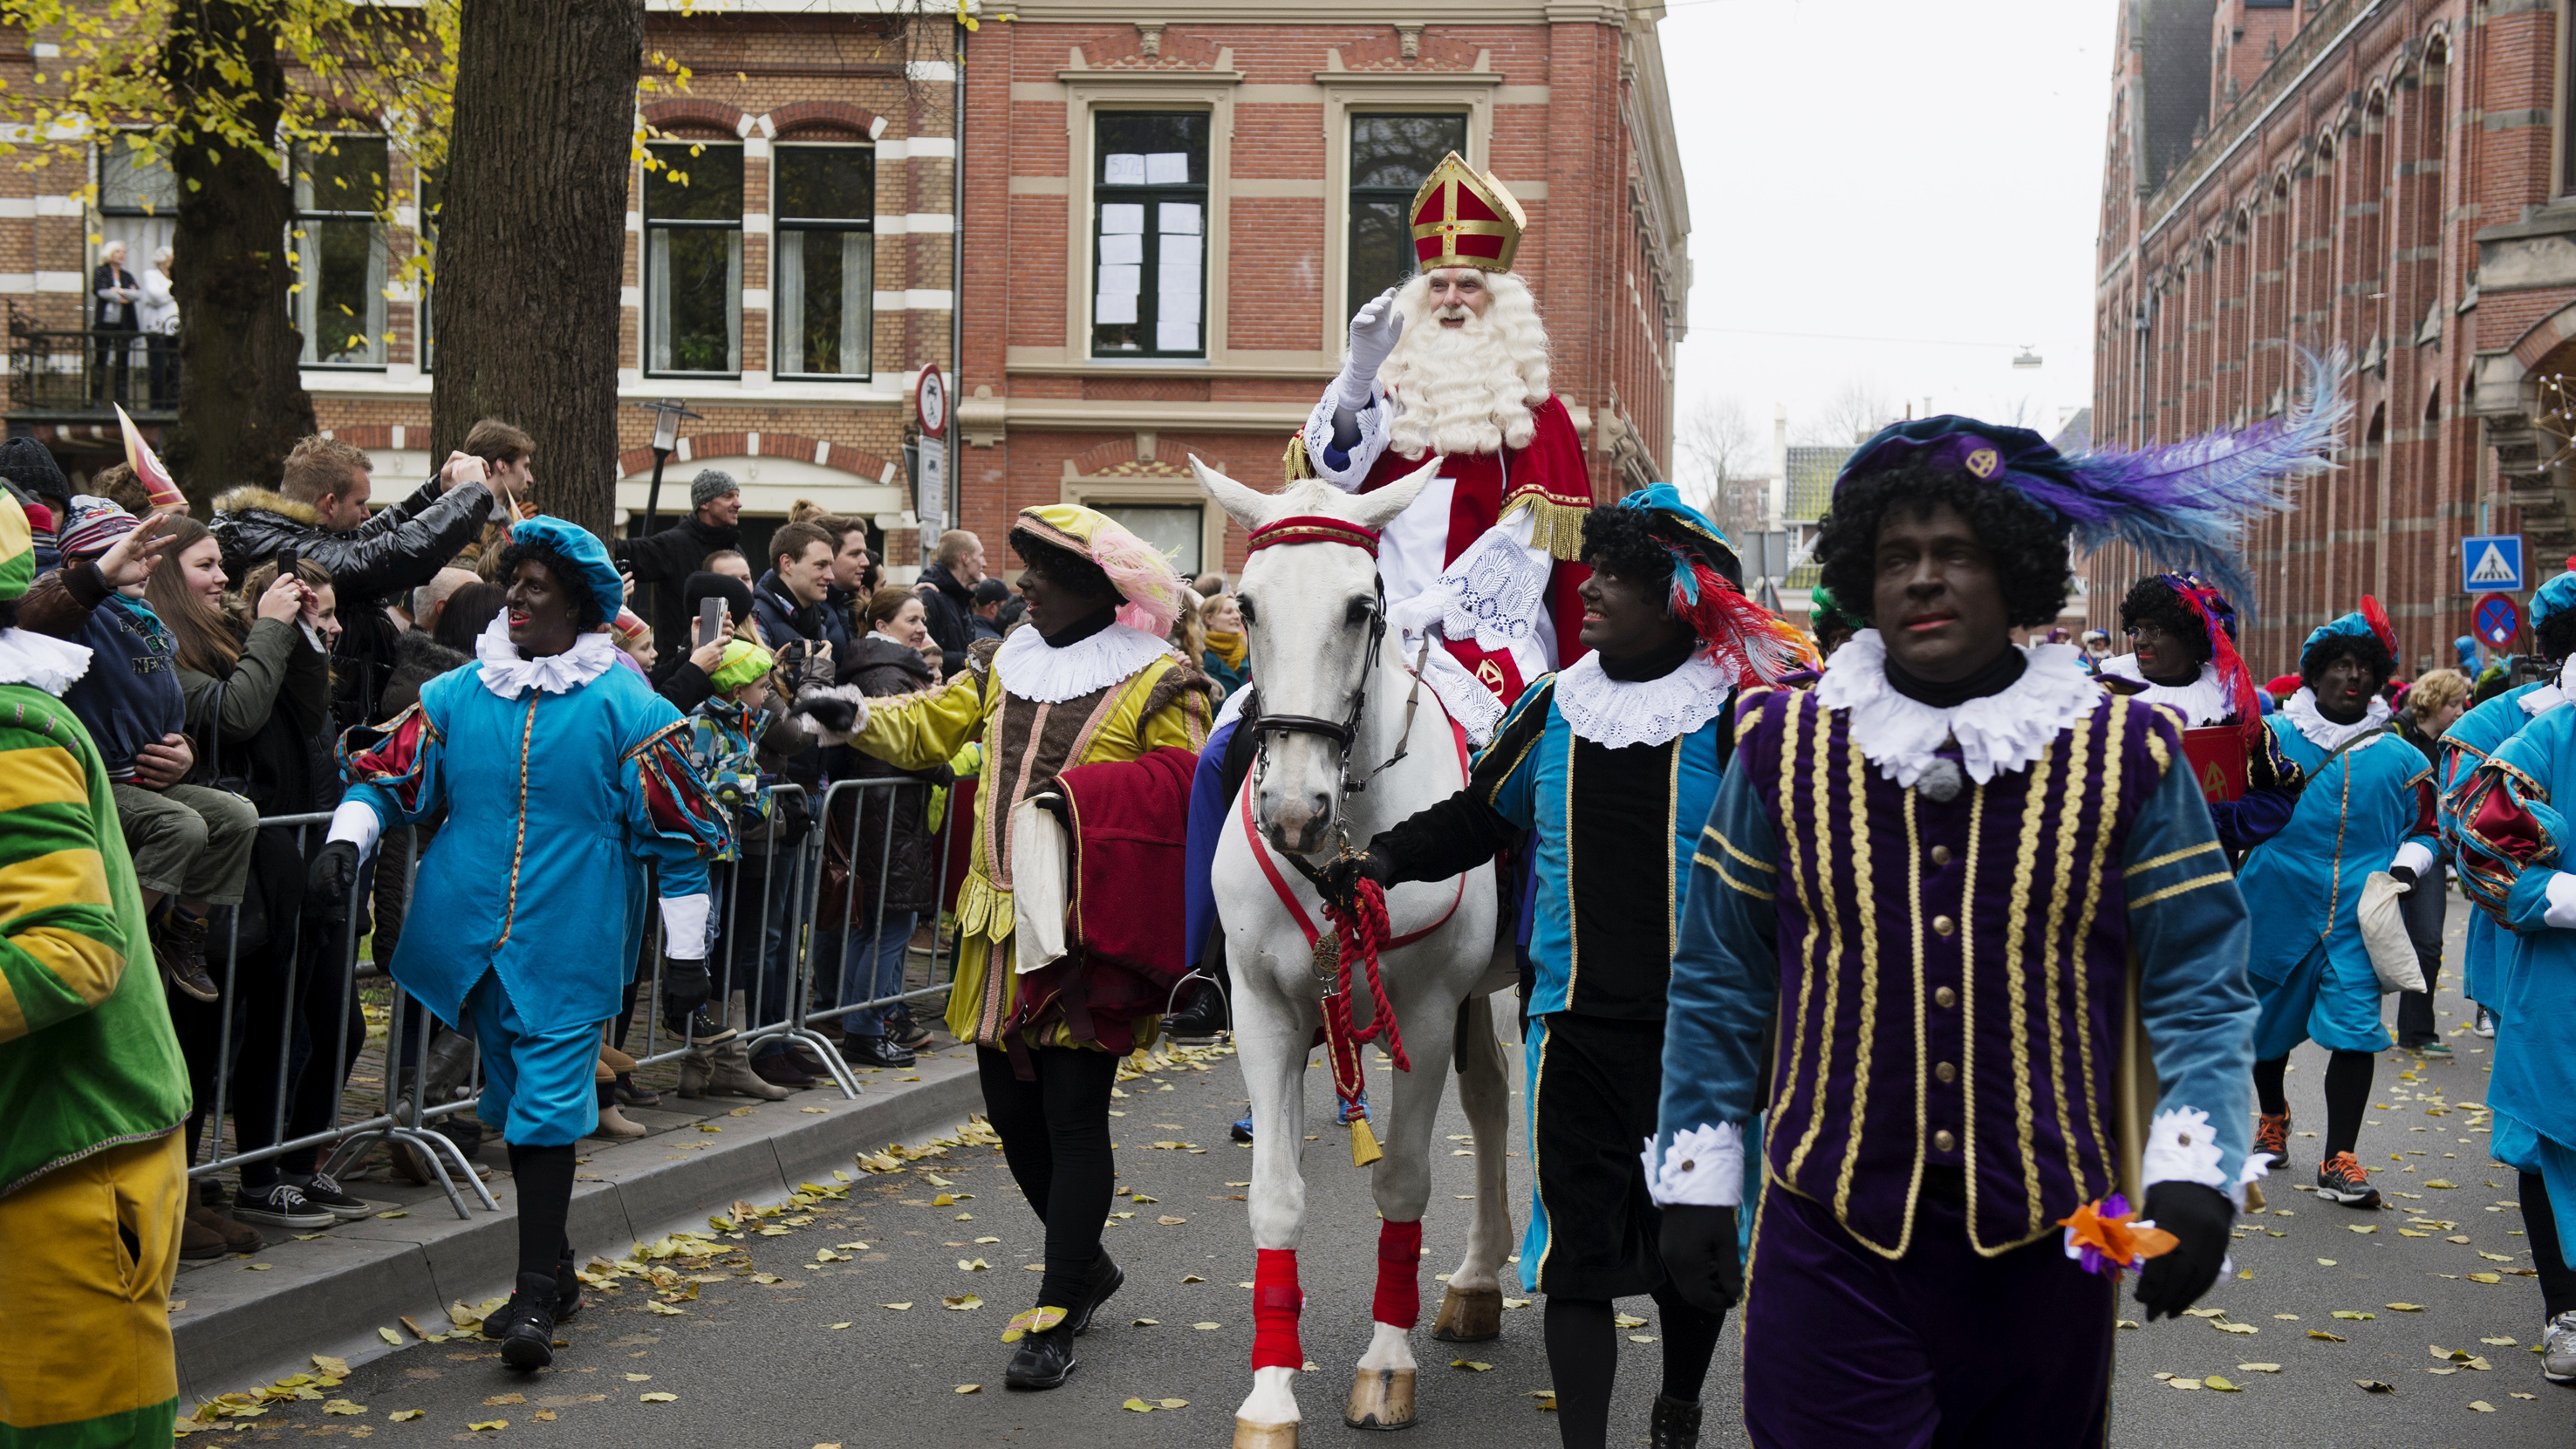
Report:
1192,457,1519,1449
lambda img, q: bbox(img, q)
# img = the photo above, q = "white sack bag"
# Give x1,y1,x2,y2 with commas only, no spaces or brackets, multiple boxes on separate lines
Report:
1012,795,1070,975
2357,871,2427,995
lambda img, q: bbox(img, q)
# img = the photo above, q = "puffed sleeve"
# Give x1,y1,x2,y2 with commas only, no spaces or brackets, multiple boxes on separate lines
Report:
327,702,447,851
852,666,989,772
2454,714,2576,933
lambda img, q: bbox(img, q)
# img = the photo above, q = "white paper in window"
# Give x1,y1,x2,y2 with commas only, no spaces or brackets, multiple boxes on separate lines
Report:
1096,263,1141,297
1158,202,1201,236
1096,292,1138,325
1100,203,1145,235
1155,319,1200,352
1158,263,1202,302
1097,233,1144,266
1145,152,1190,185
1104,153,1147,187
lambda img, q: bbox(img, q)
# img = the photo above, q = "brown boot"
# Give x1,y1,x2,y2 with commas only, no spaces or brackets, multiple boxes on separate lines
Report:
179,1208,228,1261
190,1202,263,1254
590,1104,650,1139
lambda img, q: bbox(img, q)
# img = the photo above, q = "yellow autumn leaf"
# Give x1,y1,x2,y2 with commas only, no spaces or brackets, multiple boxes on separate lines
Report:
958,1258,989,1272
1123,1398,1158,1412
882,1302,913,1310
2203,1376,2240,1392
1452,1359,1494,1372
2238,1363,2282,1372
945,1295,983,1310
321,1400,366,1415
1158,1398,1188,1408
1192,1322,1222,1330
2469,1272,2504,1284
1132,1317,1160,1325
2470,1400,2497,1412
388,1410,424,1422
954,1384,981,1394
646,1301,687,1315
2215,1322,2258,1335
482,1395,524,1406
2387,1303,2426,1312
2331,1311,2374,1321
640,1391,679,1403
467,1422,507,1432
2310,1329,2347,1343
377,1328,401,1346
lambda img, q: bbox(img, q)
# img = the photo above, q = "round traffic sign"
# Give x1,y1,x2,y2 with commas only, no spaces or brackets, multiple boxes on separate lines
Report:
2475,592,2522,648
916,364,947,435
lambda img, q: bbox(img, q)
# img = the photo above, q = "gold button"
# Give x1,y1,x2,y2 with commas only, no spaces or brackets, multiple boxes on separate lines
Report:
1936,1061,1957,1084
1933,1129,1957,1152
1935,986,1957,1008
1930,845,1952,865
1932,915,1956,937
1680,1159,1696,1172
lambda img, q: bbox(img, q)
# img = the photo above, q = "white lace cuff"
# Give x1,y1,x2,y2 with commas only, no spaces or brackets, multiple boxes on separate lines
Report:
659,893,710,961
1641,1123,1745,1207
1302,389,1386,493
2138,1106,2229,1193
326,800,384,856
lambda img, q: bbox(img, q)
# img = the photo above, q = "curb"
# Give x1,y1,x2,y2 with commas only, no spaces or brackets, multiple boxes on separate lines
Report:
172,1050,986,1405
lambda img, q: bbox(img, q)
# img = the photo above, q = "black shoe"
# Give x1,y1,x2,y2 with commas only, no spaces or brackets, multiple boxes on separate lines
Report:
154,908,218,1002
886,1009,934,1051
230,1182,336,1230
841,1035,915,1070
1065,1251,1125,1336
1163,982,1227,1042
1003,1323,1078,1390
666,1001,736,1046
297,1171,374,1223
1651,1393,1704,1449
489,1272,559,1370
554,1249,584,1322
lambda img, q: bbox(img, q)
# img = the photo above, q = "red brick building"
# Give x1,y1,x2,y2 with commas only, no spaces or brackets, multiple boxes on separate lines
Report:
2089,0,2576,677
952,1,1689,580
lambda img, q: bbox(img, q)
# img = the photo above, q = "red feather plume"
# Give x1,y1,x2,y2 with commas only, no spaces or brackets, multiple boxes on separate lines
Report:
2361,595,2397,664
1665,551,1819,687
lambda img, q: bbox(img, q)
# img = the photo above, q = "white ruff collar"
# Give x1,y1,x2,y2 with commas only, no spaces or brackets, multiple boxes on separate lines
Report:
2281,686,2390,752
0,627,92,696
2099,653,2231,727
2520,660,2576,717
993,621,1176,705
1815,630,2101,788
1551,650,1732,749
475,615,619,699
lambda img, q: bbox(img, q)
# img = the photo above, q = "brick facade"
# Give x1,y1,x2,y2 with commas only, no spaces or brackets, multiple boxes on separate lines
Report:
954,2,1689,579
2092,0,2576,677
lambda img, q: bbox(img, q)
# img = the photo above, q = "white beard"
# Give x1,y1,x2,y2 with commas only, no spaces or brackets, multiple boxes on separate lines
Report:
1378,278,1549,459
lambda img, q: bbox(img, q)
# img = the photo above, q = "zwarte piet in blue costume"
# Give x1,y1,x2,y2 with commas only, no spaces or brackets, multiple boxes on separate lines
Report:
1648,356,2344,1445
1336,483,1811,1449
2096,571,2304,856
311,515,728,1371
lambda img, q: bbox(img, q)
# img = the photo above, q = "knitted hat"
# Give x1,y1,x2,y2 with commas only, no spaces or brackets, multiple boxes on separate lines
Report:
690,469,739,509
1011,502,1187,634
0,435,69,507
56,495,137,562
0,492,31,602
708,639,774,693
612,609,653,650
508,514,625,625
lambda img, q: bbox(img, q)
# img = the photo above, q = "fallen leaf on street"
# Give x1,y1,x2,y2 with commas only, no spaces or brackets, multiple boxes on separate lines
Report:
2330,1311,2374,1321
646,1301,686,1316
321,1400,366,1415
468,1422,507,1432
881,1302,912,1310
1158,1216,1187,1226
377,1328,402,1346
1192,1323,1222,1330
2354,1380,2393,1393
2203,1376,2240,1392
533,1411,557,1422
1123,1398,1158,1412
2237,1364,2281,1372
2309,1330,2347,1343
2468,1273,2504,1284
955,1384,981,1394
1613,1313,1649,1328
2214,1322,2258,1335
1452,1360,1493,1372
1158,1398,1188,1408
2167,1378,2201,1391
2425,1179,2458,1189
2386,1304,2425,1312
957,1258,989,1272
2315,1259,2337,1267
944,1295,982,1310
388,1411,424,1422
640,1391,678,1403
2348,1225,2376,1234
2470,1400,2496,1411
2481,1336,2522,1346
1132,1318,1159,1326
482,1395,524,1406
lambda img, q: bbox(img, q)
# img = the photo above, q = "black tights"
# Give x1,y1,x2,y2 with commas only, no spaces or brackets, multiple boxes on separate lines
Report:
1543,1285,1725,1449
2252,1049,2374,1158
976,1045,1121,1315
2523,1173,2576,1321
506,1141,576,1281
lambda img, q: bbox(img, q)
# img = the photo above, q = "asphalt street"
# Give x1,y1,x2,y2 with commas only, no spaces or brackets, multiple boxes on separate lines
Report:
188,885,2573,1447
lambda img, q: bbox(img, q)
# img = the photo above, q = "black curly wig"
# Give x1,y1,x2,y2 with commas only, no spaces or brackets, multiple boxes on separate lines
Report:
2299,631,2395,691
1810,461,2074,631
495,537,610,634
2116,576,2216,667
2539,608,2576,665
1578,504,1746,602
1008,527,1118,604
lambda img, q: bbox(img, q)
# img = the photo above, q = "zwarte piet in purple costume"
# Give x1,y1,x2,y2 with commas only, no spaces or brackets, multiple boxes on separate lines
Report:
1647,359,2343,1445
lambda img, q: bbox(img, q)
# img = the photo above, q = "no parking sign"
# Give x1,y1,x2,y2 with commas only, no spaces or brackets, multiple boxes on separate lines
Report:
2476,592,2522,649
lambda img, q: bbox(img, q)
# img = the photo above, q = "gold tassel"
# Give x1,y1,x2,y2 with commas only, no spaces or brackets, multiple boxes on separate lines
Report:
1500,493,1590,562
1349,1114,1384,1167
1283,434,1315,483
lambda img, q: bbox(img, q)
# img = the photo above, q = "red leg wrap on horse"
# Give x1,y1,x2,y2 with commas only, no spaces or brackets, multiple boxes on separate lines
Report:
1253,1247,1305,1370
1373,1218,1424,1329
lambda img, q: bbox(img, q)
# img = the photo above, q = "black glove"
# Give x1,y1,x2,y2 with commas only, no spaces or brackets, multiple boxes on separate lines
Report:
2134,1180,2234,1321
794,688,861,736
306,840,362,925
2388,863,2419,896
1659,1204,1741,1314
662,960,713,1023
1320,843,1397,905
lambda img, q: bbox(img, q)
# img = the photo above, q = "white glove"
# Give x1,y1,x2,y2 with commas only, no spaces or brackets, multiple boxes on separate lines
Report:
1332,287,1404,411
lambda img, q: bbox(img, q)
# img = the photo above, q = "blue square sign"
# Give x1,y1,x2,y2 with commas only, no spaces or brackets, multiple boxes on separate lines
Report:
2463,534,2525,593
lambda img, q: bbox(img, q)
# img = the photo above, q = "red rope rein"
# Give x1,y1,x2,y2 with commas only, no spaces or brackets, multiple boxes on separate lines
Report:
1317,878,1408,1115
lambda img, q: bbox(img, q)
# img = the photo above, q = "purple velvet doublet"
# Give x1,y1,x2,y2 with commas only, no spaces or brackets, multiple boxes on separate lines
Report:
1734,684,2179,1254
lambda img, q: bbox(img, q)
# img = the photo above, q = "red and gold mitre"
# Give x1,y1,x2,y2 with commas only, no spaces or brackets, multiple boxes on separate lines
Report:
1410,151,1525,274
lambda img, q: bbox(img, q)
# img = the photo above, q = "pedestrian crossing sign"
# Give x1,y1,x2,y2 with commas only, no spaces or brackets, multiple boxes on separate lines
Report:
2463,535,2525,593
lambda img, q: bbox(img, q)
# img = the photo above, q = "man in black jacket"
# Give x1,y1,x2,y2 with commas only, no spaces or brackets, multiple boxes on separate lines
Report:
613,469,741,654
914,528,983,675
213,436,495,728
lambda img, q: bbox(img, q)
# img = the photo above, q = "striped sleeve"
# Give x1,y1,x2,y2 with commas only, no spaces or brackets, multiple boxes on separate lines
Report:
0,725,133,1043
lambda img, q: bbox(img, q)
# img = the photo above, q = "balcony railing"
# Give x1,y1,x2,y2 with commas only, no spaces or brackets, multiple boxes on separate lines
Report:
6,303,180,421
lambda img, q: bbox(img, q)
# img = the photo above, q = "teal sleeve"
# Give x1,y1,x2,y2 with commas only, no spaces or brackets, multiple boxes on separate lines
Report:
2123,753,2258,1192
1652,762,1780,1165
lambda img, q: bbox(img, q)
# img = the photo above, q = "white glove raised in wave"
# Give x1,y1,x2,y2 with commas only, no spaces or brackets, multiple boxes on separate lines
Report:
1332,287,1404,411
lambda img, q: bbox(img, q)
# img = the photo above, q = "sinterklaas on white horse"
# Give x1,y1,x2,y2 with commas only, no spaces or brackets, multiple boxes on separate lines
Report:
1192,455,1519,1449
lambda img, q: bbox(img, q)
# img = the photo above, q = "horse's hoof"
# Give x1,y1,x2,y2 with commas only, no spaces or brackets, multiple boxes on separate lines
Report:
1343,1367,1417,1430
1233,1418,1300,1448
1431,1286,1503,1343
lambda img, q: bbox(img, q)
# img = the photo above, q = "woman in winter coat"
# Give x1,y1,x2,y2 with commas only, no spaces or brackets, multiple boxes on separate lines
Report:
152,522,359,1243
819,587,947,1067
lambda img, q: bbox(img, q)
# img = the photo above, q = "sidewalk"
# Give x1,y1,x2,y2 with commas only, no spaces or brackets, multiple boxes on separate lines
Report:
170,1044,986,1407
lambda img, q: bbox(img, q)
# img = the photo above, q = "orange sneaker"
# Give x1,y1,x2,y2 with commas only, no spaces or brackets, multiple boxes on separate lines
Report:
2317,1151,2381,1209
2252,1111,2291,1169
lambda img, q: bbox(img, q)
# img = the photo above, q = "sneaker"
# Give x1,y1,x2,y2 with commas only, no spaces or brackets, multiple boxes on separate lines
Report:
666,1001,737,1047
485,1271,561,1370
1003,1321,1078,1391
2543,1310,2576,1384
230,1183,337,1230
614,1075,661,1109
154,908,218,1002
1064,1250,1125,1337
2252,1111,2292,1170
2476,1007,2498,1038
1232,1116,1254,1143
2414,1039,2455,1059
886,1009,934,1051
1650,1392,1704,1449
2316,1151,2382,1209
841,1035,915,1070
296,1171,374,1222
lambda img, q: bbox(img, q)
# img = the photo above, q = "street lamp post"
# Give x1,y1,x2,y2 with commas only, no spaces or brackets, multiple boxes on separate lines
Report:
634,397,703,537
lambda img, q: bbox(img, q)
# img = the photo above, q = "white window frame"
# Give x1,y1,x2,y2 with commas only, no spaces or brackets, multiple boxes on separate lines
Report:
771,140,877,381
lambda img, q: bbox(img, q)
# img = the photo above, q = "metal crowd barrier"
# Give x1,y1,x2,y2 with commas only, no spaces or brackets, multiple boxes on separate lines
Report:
187,776,965,1221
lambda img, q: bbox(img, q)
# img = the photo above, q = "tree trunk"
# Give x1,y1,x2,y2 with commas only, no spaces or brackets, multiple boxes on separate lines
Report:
160,1,315,505
430,0,643,539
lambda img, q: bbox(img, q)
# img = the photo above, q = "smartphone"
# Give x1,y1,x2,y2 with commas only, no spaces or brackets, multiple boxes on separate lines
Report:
276,546,299,582
698,598,725,648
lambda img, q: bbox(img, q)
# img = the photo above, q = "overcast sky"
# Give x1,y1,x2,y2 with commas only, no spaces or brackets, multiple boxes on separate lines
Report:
1660,0,2115,461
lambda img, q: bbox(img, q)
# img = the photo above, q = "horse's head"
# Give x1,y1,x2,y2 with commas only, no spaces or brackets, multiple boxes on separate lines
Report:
1192,453,1440,857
